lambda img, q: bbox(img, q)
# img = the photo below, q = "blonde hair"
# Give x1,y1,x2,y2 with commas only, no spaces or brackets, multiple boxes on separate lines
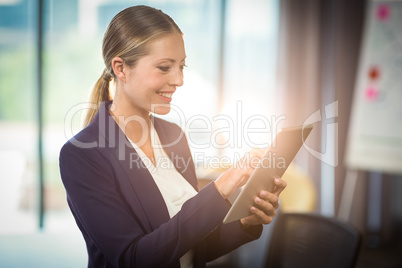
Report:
83,5,183,127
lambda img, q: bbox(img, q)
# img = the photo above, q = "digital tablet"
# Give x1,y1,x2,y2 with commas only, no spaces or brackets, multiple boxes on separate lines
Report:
223,124,313,224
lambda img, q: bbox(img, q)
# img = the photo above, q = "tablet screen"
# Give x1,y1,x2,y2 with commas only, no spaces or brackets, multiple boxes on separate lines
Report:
223,124,313,224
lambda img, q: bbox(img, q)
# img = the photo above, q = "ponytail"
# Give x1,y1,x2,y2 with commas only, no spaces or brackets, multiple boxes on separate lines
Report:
83,69,112,127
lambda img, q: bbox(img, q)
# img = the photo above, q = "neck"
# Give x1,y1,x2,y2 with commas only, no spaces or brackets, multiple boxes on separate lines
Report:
109,99,152,145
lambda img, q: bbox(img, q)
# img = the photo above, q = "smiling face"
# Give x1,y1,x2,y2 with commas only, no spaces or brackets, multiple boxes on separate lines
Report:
113,33,186,118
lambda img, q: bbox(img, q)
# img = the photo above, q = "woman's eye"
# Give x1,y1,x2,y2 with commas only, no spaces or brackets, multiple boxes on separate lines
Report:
180,64,187,70
157,66,170,72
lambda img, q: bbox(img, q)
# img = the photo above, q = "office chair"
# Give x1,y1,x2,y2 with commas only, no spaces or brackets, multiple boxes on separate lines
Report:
265,213,361,268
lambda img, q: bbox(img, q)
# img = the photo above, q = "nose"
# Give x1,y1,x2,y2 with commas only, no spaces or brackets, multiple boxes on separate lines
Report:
169,68,184,87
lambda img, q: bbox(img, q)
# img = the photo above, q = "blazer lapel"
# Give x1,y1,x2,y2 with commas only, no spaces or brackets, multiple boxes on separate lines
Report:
152,116,198,191
96,101,170,231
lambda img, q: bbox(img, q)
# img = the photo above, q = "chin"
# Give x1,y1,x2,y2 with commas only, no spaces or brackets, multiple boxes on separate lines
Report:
152,107,171,115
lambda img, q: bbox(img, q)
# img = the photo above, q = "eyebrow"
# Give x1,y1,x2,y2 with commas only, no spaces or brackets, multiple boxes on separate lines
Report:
156,57,187,63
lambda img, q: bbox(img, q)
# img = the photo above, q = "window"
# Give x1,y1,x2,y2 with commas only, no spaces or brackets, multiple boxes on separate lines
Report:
0,0,279,232
0,0,38,233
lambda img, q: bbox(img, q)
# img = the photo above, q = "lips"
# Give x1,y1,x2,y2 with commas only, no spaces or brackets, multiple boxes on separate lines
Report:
157,92,173,98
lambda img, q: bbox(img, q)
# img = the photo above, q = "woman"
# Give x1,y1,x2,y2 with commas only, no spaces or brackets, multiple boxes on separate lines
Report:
60,5,286,268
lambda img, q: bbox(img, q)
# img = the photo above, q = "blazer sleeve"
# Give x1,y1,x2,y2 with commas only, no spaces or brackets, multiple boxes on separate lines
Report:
60,141,250,268
202,217,262,263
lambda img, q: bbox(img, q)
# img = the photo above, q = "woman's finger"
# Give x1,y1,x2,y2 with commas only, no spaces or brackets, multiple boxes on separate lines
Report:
254,196,276,216
249,148,265,159
237,167,255,188
272,178,287,195
250,206,274,225
259,191,279,209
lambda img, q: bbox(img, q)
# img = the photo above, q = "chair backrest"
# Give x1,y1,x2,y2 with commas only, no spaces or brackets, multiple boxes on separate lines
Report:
265,213,361,268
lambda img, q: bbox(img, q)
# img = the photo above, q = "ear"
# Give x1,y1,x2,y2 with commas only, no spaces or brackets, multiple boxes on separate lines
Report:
111,57,126,83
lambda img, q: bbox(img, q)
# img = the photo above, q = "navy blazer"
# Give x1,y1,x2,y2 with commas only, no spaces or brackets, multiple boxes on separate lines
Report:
59,100,262,268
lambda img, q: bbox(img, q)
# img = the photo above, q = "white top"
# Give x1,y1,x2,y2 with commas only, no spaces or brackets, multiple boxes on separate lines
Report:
128,121,197,268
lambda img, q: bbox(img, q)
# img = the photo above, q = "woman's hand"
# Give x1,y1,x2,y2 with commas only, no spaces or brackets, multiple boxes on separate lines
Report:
240,178,287,227
214,148,264,199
